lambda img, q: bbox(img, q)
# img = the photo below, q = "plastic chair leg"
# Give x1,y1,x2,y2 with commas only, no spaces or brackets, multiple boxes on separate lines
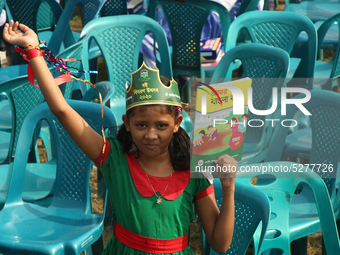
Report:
90,234,104,255
291,237,307,255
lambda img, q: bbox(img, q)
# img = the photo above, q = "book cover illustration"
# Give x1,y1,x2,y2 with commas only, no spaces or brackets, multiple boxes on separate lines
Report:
191,78,252,173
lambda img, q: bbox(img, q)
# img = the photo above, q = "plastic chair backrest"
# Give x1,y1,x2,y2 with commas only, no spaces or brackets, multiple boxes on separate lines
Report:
47,0,105,54
205,180,270,255
100,0,127,16
4,100,117,211
238,0,268,16
0,76,44,164
5,0,62,32
226,11,317,89
80,15,173,101
4,0,63,64
317,12,340,79
212,43,289,152
148,0,231,78
0,40,84,164
265,90,340,195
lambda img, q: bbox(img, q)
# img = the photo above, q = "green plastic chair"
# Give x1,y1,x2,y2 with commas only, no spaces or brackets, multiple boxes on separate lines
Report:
244,90,340,255
225,10,317,90
147,0,231,99
79,15,192,133
211,43,290,165
201,180,271,255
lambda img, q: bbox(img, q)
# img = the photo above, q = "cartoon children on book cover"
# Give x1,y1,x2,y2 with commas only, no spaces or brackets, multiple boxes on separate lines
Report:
191,78,252,173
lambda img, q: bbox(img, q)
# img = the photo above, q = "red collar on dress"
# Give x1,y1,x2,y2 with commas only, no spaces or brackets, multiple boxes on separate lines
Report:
125,152,191,200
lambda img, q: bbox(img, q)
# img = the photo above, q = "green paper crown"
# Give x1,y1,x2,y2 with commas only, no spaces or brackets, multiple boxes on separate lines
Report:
126,62,182,111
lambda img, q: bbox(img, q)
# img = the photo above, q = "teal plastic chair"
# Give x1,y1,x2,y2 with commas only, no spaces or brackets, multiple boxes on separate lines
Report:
284,1,340,23
1,0,104,83
0,37,85,168
225,11,317,90
201,180,271,255
211,43,290,165
250,90,340,255
100,0,128,16
80,15,192,134
47,0,105,54
236,162,340,255
0,75,45,164
0,100,116,254
280,11,340,159
292,11,340,91
313,12,340,90
147,0,231,98
36,37,114,162
4,0,63,64
0,0,62,80
0,40,89,210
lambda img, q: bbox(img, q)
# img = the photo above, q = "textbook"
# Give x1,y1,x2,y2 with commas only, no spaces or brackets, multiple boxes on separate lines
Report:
127,0,144,14
200,38,222,62
191,78,252,173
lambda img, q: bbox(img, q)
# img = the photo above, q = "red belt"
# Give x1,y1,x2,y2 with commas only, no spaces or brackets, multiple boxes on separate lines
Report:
114,222,189,253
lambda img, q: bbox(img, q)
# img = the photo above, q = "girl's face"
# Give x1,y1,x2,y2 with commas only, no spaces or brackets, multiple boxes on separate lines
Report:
123,106,182,160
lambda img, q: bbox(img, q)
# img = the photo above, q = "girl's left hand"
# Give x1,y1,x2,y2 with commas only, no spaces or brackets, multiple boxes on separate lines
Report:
214,154,237,189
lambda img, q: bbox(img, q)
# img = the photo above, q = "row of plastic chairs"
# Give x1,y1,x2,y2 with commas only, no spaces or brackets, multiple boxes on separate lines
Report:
0,2,338,255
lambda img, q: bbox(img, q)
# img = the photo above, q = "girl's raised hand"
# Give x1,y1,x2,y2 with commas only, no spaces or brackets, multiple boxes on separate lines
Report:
214,154,237,189
3,20,39,48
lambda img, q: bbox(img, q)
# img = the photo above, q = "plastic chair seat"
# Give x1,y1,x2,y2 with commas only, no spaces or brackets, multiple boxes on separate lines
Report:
237,161,340,254
0,161,56,207
286,57,301,82
313,61,334,90
239,141,269,165
0,64,29,84
0,203,104,254
289,186,321,241
281,127,312,160
295,22,339,54
284,2,340,22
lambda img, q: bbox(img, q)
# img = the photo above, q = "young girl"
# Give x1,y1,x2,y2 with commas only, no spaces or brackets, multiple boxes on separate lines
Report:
3,20,237,255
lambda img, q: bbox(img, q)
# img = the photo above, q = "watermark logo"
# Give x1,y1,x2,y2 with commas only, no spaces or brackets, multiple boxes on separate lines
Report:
201,85,311,116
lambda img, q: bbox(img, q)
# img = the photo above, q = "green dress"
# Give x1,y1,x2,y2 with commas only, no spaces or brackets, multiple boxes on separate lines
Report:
97,136,213,255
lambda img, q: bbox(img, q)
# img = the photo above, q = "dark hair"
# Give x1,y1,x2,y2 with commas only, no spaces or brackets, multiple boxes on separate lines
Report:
199,130,206,135
116,76,190,171
207,125,213,129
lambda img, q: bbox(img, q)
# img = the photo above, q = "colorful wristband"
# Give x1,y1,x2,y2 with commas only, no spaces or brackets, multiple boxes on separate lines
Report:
26,48,43,60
